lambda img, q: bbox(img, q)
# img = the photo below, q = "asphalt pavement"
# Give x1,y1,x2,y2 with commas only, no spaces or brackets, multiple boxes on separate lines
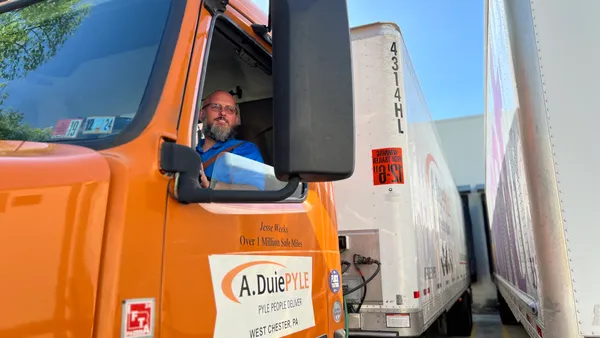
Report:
446,313,529,338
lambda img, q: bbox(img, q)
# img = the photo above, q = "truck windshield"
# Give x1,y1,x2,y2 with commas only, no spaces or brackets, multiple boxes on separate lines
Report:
0,0,172,143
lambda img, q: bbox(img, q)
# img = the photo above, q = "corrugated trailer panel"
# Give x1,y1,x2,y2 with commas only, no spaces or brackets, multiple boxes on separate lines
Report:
485,0,600,336
484,0,545,336
523,1,600,335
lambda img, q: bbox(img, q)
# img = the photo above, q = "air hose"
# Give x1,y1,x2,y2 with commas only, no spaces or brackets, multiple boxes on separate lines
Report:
342,259,381,296
340,253,380,336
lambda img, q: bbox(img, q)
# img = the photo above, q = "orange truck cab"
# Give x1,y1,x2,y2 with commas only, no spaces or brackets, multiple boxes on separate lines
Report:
0,0,355,337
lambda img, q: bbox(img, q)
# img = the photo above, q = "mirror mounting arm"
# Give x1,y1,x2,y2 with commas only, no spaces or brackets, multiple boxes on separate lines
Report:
204,0,229,15
251,24,272,45
160,142,300,204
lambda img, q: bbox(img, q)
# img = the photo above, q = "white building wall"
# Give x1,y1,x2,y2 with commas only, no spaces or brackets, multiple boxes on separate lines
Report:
435,114,497,310
435,115,485,186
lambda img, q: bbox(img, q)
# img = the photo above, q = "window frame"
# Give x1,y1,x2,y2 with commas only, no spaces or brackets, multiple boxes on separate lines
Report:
189,13,271,147
191,13,309,204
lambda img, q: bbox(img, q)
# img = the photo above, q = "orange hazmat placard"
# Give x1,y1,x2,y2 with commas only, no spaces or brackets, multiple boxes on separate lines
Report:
372,147,405,185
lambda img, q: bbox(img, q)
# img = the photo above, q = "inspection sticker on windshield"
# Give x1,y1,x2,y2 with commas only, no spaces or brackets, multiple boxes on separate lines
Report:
51,118,84,139
208,254,315,337
82,116,115,135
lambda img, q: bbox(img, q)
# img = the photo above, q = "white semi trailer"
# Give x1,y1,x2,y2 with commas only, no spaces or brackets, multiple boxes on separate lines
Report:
484,0,600,337
334,22,473,337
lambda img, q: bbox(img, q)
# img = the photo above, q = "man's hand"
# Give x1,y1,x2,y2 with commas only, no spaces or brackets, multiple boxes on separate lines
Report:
199,163,210,188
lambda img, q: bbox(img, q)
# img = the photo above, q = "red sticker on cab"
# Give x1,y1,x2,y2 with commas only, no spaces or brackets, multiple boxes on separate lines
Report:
51,118,83,138
122,298,155,338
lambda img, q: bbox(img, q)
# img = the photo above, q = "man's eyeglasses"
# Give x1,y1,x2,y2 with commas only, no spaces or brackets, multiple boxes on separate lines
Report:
202,102,237,115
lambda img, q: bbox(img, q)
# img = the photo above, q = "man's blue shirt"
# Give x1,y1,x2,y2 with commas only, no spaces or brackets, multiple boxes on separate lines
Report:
196,138,265,189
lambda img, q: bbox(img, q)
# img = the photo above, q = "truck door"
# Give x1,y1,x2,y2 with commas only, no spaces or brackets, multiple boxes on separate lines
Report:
158,7,339,338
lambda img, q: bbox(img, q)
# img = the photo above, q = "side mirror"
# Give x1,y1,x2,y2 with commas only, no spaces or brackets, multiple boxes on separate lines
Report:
272,0,355,182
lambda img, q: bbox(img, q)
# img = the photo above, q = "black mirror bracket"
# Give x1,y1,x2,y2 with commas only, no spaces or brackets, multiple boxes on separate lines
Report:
160,142,301,204
204,0,229,15
251,24,272,45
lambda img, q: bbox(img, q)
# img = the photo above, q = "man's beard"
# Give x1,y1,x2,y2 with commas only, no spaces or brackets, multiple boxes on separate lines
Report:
201,116,237,142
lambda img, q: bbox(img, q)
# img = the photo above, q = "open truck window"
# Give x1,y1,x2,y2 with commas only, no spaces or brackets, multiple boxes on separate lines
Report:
194,15,306,199
0,0,176,147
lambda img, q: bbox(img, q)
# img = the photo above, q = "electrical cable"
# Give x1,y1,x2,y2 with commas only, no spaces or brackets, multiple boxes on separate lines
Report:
341,260,352,274
354,264,367,312
343,258,381,296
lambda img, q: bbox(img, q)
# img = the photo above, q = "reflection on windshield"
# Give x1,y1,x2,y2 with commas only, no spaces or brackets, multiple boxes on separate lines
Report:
0,0,171,143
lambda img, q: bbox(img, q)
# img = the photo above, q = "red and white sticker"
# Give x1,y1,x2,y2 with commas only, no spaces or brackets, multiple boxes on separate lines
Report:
121,298,155,338
51,118,83,139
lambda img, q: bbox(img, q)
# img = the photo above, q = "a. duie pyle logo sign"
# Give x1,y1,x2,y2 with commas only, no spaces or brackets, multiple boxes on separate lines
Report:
208,254,315,337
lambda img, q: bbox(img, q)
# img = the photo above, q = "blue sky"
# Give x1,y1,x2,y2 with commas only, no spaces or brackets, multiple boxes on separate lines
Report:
251,0,484,121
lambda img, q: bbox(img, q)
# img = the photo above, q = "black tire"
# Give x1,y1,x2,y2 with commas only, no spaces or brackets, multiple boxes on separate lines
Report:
497,290,519,325
446,291,473,336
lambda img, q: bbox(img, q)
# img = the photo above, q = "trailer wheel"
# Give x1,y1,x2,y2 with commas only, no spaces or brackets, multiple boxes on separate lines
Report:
446,291,473,336
497,290,519,325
